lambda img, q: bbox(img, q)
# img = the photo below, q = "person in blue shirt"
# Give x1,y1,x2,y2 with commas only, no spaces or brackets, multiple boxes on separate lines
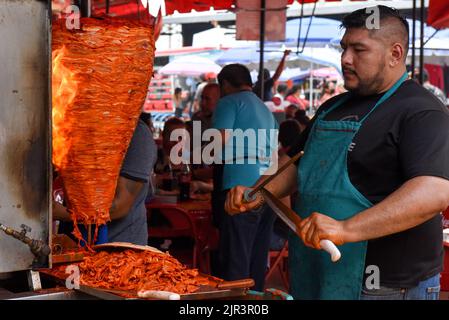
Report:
53,118,157,246
211,64,278,291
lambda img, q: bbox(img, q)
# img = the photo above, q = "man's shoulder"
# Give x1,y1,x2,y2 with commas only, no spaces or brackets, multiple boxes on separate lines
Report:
394,80,447,113
135,119,152,139
129,119,155,155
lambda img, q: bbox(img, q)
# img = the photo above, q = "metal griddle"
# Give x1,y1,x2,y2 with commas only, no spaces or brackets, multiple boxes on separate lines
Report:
41,242,254,300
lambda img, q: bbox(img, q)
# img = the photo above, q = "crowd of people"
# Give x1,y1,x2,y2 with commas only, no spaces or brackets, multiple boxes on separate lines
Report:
53,4,449,300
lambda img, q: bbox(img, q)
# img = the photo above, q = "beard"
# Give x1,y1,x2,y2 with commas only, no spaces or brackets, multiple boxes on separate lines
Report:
343,61,386,96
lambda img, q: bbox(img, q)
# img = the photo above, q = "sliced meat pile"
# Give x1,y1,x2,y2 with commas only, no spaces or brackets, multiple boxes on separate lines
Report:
55,250,216,295
52,17,154,237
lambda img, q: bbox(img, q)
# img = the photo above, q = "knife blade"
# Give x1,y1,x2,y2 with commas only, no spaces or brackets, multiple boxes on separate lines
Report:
260,188,341,262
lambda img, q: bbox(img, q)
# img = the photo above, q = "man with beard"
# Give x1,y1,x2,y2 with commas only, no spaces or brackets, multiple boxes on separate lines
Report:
224,6,449,300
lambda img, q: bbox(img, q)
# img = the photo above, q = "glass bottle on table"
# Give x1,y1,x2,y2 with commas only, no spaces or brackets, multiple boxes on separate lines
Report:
162,162,175,191
178,161,191,201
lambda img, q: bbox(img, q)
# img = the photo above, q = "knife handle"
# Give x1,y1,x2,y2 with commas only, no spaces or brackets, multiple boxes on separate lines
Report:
137,290,180,300
320,239,341,262
217,279,255,290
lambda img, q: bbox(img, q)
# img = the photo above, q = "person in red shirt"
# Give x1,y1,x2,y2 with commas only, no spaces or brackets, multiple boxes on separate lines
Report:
285,85,309,110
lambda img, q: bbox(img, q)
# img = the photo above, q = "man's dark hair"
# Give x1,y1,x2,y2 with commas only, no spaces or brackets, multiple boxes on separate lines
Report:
286,84,301,98
139,112,152,123
341,5,409,56
262,68,271,81
217,64,253,88
162,117,185,139
294,109,311,127
277,84,288,94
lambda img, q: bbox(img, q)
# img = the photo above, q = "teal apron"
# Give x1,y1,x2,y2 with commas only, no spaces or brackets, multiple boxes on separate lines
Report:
290,73,408,300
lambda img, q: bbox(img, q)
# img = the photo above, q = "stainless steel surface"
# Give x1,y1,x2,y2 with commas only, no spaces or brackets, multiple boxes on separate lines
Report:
5,289,98,300
76,285,132,300
77,285,247,300
0,0,51,273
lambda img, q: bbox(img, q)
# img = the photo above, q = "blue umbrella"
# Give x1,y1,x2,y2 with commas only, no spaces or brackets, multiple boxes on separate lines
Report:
285,17,343,46
215,46,283,65
215,46,342,72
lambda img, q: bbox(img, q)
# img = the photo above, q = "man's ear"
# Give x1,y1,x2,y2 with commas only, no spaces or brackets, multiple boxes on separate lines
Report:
390,43,405,67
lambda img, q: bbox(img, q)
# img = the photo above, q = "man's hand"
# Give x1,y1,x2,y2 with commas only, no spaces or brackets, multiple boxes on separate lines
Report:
283,49,291,57
298,212,349,249
225,186,264,215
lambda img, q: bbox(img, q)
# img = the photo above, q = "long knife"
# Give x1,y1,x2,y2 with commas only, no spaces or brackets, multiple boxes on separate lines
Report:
260,188,341,262
245,151,304,201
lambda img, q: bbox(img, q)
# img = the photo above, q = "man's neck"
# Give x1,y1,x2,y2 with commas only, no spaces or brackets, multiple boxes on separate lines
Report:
228,85,252,95
376,68,407,94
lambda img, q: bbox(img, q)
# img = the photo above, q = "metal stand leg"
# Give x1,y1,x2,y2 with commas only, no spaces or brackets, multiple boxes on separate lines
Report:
27,270,42,291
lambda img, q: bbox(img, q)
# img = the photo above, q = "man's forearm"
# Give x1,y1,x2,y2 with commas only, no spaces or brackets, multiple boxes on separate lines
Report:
343,176,449,243
109,177,144,220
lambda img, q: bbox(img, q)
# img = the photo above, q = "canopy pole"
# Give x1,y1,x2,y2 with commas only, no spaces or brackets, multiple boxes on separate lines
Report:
79,0,91,17
419,0,425,84
411,0,416,79
309,62,313,115
259,0,266,101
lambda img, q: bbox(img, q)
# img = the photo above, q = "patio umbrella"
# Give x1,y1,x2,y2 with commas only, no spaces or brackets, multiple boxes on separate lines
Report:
159,56,222,77
285,17,343,47
215,46,283,65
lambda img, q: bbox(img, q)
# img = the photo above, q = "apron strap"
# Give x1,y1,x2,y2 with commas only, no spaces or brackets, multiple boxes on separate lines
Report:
359,72,408,123
318,72,408,123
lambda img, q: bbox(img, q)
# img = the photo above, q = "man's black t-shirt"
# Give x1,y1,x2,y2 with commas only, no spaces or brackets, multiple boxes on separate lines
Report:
287,79,449,287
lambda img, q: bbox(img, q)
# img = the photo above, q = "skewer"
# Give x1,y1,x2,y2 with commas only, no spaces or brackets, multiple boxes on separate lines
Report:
245,151,304,201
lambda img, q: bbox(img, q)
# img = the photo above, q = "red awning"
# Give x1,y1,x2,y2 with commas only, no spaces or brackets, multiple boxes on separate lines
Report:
427,0,449,29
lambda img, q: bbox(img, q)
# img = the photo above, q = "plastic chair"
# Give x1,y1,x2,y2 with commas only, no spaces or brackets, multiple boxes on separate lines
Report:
199,226,219,275
265,241,289,291
147,204,215,272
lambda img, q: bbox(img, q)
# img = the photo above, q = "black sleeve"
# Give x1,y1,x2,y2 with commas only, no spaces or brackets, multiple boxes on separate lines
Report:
399,108,449,181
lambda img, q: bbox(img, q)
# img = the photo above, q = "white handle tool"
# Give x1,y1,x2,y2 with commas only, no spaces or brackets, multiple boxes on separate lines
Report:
137,290,181,300
259,188,342,262
320,239,341,262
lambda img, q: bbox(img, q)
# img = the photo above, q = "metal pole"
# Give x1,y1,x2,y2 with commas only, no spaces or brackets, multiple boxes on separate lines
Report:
259,0,266,101
411,0,416,79
419,0,424,84
80,0,91,18
309,62,313,115
106,0,110,14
